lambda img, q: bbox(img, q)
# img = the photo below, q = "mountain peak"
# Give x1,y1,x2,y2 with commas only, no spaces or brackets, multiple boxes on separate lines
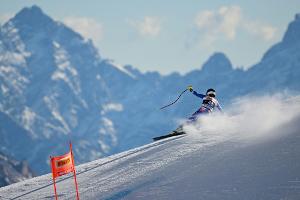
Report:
15,5,44,19
282,13,300,45
201,52,233,73
11,5,53,29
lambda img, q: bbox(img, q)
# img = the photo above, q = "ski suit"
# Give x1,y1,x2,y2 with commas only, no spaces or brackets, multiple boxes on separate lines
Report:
188,90,222,121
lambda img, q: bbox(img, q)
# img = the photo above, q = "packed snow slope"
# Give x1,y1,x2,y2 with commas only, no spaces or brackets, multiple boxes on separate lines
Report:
1,95,300,200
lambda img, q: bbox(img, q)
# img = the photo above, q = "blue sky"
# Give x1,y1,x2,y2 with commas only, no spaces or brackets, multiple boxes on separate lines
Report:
1,0,300,74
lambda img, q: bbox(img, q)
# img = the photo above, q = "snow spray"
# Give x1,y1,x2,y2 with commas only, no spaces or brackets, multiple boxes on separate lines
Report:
182,94,300,144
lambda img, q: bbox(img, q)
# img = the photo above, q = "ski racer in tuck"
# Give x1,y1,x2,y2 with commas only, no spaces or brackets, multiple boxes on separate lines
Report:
171,86,222,134
153,86,223,140
187,86,223,122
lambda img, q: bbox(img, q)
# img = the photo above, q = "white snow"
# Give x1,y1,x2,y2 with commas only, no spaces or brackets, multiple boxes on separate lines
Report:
51,41,81,95
1,96,300,199
101,103,123,115
69,106,78,128
98,140,111,153
0,52,27,66
21,107,36,132
44,122,67,138
182,94,300,144
0,21,31,66
99,117,118,151
0,135,209,199
96,74,101,80
107,59,136,79
0,65,16,73
1,117,300,200
1,85,9,95
52,41,60,48
0,65,29,94
101,118,115,133
51,71,68,82
51,110,71,133
43,95,71,134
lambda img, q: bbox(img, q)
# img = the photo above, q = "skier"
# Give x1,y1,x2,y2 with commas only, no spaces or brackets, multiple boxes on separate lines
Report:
153,86,223,141
187,86,222,122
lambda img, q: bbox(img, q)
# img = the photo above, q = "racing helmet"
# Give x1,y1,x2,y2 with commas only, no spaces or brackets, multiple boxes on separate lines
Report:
206,88,216,97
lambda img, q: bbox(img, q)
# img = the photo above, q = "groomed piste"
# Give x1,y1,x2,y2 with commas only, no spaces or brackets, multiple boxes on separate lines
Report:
1,96,300,200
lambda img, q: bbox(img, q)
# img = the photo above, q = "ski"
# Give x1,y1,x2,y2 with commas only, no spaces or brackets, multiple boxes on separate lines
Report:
153,131,186,141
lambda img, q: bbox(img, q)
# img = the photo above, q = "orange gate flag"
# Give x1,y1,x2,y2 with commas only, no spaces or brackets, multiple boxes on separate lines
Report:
50,142,80,200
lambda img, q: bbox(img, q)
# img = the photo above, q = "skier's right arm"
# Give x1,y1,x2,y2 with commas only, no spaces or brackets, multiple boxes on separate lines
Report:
187,85,205,99
192,91,205,99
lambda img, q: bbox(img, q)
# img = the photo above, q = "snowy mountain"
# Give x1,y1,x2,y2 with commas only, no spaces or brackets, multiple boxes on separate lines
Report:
0,95,299,199
240,13,300,93
0,6,134,174
0,5,300,179
0,111,36,162
0,110,37,188
0,151,34,187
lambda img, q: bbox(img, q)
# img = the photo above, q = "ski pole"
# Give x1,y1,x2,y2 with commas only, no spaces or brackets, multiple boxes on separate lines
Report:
160,89,188,110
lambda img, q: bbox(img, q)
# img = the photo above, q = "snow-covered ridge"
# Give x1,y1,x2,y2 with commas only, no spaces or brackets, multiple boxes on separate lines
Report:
0,21,30,65
21,106,36,133
43,95,71,135
52,41,81,95
0,65,29,94
106,59,137,79
0,22,30,96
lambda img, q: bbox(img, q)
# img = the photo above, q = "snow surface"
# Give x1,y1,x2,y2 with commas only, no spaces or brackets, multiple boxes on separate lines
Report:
0,65,28,94
52,41,81,95
0,21,31,65
43,95,71,135
1,100,300,199
99,117,118,152
21,106,36,132
106,59,136,79
101,103,124,115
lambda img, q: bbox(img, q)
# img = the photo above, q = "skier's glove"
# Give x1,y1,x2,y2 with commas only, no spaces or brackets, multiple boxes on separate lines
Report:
187,85,193,92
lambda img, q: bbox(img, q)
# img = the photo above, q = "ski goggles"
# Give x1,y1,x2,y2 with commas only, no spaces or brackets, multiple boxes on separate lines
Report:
207,91,216,97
